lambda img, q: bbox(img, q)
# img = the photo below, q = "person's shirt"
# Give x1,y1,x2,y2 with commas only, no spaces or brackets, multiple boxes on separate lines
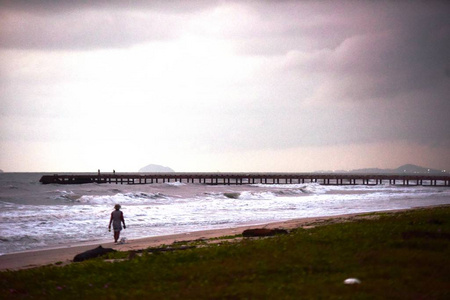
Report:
111,210,123,223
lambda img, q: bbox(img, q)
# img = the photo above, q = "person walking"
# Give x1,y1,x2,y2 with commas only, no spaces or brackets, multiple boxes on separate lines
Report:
108,204,126,244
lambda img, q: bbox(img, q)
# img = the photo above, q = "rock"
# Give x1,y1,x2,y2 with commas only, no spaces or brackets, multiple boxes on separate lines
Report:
242,228,288,237
73,246,116,262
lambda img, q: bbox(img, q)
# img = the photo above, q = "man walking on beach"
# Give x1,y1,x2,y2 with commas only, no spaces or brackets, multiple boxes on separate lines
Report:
108,204,126,244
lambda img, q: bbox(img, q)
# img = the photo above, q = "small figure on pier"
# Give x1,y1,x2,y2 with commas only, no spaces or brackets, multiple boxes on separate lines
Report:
98,169,100,176
108,204,126,244
113,169,115,175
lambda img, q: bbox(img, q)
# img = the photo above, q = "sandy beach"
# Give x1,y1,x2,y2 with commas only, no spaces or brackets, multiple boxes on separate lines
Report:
1,208,423,271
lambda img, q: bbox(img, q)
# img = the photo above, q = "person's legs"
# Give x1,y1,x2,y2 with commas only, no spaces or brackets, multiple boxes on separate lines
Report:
114,230,121,243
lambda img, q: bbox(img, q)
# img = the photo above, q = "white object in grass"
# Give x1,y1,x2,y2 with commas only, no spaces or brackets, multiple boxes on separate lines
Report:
344,278,361,285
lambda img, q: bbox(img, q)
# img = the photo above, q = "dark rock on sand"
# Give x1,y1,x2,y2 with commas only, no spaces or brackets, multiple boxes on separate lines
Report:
242,228,288,237
73,246,116,262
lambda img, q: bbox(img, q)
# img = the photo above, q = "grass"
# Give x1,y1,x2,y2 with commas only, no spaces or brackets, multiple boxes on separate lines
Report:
1,206,449,299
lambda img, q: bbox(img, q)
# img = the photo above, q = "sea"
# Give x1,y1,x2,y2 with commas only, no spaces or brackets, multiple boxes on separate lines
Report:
1,172,450,255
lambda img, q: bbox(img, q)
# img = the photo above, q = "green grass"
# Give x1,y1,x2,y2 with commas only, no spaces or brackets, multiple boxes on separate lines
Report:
1,206,450,299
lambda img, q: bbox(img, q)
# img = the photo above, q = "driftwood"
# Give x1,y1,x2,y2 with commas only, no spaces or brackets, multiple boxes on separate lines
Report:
73,246,116,262
242,228,288,237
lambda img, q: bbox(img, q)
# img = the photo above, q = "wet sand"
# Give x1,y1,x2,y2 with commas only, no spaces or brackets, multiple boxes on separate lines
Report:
0,207,439,271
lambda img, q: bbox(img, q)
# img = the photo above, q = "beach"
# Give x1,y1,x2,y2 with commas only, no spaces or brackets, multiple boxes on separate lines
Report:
0,208,423,271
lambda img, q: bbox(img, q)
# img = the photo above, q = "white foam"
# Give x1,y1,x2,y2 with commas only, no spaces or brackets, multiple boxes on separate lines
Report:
165,182,186,187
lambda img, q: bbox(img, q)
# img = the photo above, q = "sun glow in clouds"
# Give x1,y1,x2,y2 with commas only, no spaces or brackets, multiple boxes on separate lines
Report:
17,33,261,171
68,34,252,119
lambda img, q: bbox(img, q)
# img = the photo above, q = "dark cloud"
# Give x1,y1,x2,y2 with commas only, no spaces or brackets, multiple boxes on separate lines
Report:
230,1,398,55
0,0,218,50
221,12,450,150
260,1,450,149
0,8,182,49
0,0,216,13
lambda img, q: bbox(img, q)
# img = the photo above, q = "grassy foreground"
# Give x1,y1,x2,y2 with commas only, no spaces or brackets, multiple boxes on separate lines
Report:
1,206,450,299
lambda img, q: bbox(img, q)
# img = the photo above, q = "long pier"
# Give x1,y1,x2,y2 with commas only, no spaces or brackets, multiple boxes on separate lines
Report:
39,173,450,186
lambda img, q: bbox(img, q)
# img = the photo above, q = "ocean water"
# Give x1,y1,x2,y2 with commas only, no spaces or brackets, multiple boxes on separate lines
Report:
1,173,449,255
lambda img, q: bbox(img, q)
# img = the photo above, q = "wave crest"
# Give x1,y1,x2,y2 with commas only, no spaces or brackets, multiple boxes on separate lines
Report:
76,192,169,204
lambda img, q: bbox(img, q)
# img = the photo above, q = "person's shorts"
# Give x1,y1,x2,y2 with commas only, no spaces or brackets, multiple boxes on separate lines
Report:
113,223,122,232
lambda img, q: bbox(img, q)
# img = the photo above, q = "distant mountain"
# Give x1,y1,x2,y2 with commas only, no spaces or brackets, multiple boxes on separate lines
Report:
351,164,444,174
316,164,446,174
393,164,443,174
138,164,175,173
0,169,3,173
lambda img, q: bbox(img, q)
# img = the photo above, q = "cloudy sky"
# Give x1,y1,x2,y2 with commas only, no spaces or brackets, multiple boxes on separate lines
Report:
1,0,449,172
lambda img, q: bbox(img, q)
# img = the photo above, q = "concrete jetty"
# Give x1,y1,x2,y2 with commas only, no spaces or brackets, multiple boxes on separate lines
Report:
39,172,450,186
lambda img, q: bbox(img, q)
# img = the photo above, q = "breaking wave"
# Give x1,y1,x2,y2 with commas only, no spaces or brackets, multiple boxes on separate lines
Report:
76,192,169,204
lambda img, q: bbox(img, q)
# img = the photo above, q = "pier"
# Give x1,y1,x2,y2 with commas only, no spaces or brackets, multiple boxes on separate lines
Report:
39,173,450,186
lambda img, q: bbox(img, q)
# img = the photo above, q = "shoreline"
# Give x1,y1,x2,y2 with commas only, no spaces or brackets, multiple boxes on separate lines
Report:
2,206,444,271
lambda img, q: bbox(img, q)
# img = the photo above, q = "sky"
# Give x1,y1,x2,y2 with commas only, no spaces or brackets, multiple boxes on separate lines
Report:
0,0,449,173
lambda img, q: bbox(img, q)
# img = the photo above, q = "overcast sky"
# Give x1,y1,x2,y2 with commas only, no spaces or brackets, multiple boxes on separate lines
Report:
1,0,449,172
